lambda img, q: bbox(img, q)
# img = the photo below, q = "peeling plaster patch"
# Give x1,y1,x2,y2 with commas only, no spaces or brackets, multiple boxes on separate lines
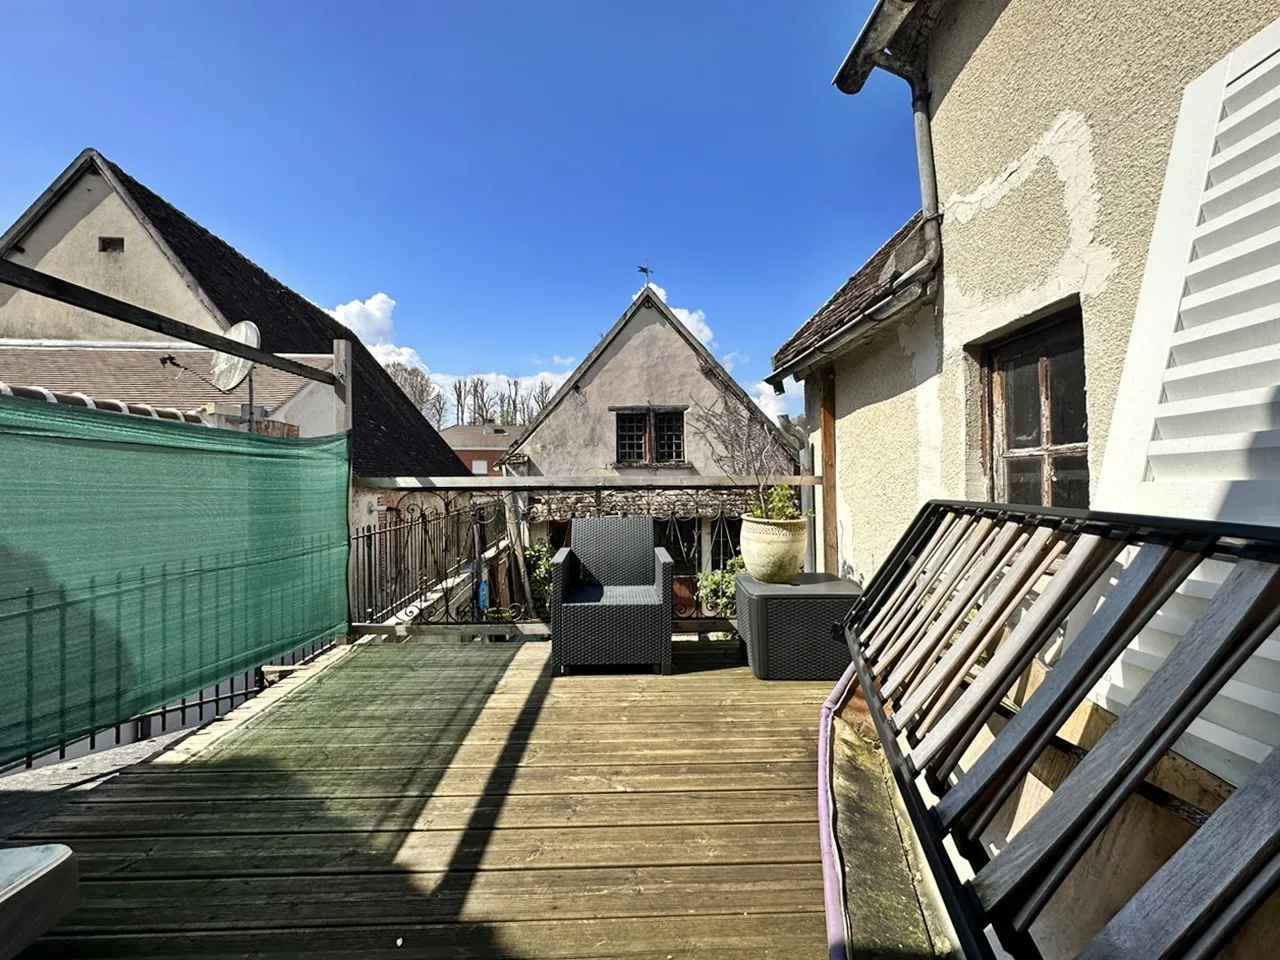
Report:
898,313,943,504
944,110,1119,342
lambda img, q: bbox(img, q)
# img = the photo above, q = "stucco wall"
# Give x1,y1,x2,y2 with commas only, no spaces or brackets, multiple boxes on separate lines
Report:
925,0,1279,501
824,305,944,585
520,302,790,477
815,1,1279,573
0,169,222,340
271,381,340,438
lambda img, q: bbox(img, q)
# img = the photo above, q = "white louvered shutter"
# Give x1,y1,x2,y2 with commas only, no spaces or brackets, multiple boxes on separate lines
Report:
1094,18,1280,786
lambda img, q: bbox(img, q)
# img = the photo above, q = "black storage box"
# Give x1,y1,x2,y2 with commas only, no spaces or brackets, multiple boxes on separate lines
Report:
735,573,860,680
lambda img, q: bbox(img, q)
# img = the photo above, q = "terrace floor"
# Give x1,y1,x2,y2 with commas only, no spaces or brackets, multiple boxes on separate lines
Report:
11,641,832,958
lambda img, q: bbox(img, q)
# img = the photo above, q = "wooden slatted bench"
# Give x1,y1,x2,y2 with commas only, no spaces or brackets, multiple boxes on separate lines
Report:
819,499,1280,960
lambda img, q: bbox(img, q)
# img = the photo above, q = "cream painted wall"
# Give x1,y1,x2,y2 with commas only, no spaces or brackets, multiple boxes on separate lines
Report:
0,169,222,340
520,302,792,477
815,0,1279,575
815,303,941,586
925,0,1279,502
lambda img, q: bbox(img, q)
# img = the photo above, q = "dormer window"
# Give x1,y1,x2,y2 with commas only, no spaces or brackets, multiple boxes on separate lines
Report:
98,236,124,253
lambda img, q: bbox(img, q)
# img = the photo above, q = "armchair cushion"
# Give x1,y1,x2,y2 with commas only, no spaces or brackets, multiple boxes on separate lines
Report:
564,584,662,607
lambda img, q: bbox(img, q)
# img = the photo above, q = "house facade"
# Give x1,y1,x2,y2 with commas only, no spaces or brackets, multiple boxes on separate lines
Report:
771,3,1280,952
0,149,469,524
507,286,798,614
441,422,526,475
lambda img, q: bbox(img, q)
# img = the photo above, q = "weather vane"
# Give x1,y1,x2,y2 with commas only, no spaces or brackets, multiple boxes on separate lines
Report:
637,260,653,285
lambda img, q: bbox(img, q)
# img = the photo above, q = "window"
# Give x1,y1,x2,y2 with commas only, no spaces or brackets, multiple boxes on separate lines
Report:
614,408,686,465
616,413,647,463
986,307,1088,508
655,411,684,463
98,236,124,253
471,459,488,475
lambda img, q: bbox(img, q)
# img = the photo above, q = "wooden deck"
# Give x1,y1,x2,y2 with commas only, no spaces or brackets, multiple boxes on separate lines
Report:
13,641,832,958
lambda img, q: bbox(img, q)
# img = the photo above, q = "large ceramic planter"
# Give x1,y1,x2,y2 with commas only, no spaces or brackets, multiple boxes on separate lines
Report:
740,517,807,584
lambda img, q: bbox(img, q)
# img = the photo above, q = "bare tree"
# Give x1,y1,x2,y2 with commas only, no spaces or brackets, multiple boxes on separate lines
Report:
468,376,495,424
530,378,553,411
384,362,446,428
452,379,467,426
689,393,797,515
423,392,447,428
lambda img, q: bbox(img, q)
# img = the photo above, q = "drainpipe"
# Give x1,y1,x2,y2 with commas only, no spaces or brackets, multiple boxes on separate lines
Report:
768,48,942,389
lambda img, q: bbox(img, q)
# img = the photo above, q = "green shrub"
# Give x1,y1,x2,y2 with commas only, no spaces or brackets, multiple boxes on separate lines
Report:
697,555,745,617
747,484,800,521
523,537,555,618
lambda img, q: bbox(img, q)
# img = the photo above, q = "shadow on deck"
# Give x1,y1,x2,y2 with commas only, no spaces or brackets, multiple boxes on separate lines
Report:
5,641,830,958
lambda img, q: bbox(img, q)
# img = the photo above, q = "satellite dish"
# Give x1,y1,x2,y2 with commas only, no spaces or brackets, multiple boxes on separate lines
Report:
209,320,261,392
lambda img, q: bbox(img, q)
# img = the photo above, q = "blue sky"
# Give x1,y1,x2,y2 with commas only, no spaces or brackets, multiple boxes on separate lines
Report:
0,1,920,418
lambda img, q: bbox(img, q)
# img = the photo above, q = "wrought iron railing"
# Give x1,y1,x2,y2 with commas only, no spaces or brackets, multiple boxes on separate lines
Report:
348,477,818,631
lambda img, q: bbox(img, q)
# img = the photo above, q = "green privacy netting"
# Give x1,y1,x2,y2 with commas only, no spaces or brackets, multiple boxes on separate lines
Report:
0,395,350,767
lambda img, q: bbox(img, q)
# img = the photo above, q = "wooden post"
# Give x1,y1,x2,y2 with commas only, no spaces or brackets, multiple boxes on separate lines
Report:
332,339,352,433
820,366,838,574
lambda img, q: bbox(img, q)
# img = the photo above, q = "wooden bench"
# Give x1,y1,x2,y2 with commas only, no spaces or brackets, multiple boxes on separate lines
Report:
819,499,1280,959
0,844,77,960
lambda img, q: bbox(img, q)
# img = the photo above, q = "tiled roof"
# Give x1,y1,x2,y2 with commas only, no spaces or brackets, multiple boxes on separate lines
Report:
0,343,329,411
772,213,924,371
102,158,468,478
440,423,527,451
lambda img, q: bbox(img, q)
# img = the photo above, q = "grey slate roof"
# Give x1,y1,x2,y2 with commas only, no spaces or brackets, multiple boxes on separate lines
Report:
0,148,467,478
102,158,468,478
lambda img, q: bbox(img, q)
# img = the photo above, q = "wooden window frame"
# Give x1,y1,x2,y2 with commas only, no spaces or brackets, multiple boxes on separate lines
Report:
612,406,687,467
985,309,1088,507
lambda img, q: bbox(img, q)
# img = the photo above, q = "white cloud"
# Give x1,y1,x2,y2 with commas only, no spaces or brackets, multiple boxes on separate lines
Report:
326,292,396,345
720,350,747,373
367,343,426,369
325,293,568,413
552,354,576,367
634,282,716,348
750,377,804,425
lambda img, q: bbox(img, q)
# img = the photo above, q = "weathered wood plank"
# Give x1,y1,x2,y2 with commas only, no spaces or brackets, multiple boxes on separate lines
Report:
883,521,1027,705
26,912,828,958
67,784,819,822
972,557,1280,918
873,517,994,677
57,863,823,930
254,704,826,727
1077,747,1280,960
30,826,822,881
865,514,974,661
860,512,958,646
222,721,820,748
934,542,1190,835
890,526,1048,717
187,738,816,769
907,533,1121,776
912,533,1065,736
30,773,808,829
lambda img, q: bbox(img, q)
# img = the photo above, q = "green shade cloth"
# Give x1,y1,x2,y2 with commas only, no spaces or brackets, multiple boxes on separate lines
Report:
0,395,349,768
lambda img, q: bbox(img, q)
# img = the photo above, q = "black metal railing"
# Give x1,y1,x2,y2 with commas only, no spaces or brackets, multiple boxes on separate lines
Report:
348,479,814,630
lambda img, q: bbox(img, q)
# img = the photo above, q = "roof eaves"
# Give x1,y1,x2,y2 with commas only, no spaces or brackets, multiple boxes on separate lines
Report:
832,0,923,95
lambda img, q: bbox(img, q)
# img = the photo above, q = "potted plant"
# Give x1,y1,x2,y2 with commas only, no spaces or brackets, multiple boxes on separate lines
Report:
740,484,806,583
690,394,808,585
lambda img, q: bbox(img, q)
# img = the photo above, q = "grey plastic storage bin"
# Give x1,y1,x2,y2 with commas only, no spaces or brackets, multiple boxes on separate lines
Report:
735,573,860,680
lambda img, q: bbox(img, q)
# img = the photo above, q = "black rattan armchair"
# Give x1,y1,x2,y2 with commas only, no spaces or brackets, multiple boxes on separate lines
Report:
550,516,673,675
